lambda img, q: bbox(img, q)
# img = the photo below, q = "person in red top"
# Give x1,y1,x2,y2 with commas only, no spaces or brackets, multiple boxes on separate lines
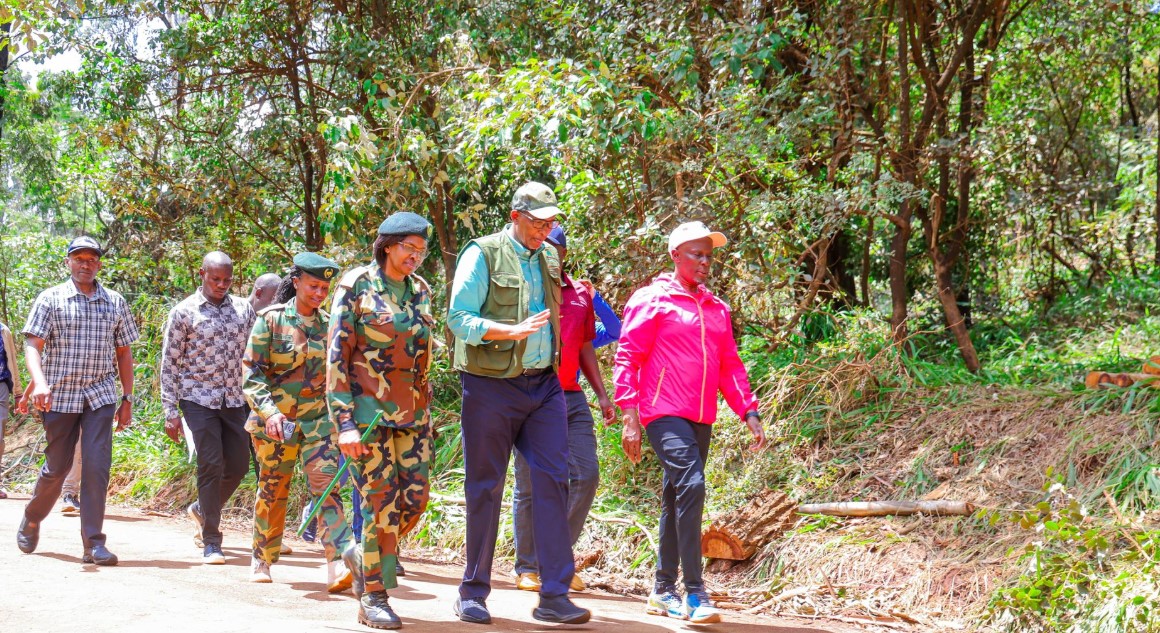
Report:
511,225,616,594
614,221,766,625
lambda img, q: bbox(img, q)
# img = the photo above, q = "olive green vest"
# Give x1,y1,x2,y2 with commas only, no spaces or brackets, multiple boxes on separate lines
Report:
452,229,563,378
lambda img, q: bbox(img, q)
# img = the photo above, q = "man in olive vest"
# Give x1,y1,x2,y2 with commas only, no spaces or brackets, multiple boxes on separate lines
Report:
447,182,590,626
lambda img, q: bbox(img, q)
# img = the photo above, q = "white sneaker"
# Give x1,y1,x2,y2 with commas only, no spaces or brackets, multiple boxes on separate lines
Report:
327,559,353,593
280,542,294,555
250,556,272,583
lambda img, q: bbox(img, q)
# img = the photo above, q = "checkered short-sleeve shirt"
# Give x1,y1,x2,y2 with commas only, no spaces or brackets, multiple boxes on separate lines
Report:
23,280,140,413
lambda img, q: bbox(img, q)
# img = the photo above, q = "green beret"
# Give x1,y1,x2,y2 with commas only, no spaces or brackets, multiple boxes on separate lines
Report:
378,211,431,237
293,252,340,281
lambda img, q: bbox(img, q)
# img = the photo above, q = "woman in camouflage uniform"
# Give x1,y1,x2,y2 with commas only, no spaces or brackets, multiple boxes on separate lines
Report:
243,253,354,592
329,212,435,630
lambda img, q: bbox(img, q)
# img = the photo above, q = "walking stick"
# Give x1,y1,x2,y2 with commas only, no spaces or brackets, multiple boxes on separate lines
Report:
296,411,382,536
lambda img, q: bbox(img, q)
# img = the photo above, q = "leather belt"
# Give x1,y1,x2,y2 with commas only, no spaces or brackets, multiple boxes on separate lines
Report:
521,367,552,377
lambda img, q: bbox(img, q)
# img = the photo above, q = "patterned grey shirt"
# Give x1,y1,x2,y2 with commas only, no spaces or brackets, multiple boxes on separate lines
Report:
22,280,139,413
160,290,256,420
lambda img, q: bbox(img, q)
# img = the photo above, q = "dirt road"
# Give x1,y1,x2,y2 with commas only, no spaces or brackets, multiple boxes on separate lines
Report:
0,496,845,633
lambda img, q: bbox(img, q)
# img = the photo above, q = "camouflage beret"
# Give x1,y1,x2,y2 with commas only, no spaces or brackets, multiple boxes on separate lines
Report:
293,252,340,281
377,211,431,237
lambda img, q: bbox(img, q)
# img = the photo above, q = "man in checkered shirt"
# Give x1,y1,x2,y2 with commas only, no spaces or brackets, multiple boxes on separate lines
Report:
17,236,138,566
160,251,257,565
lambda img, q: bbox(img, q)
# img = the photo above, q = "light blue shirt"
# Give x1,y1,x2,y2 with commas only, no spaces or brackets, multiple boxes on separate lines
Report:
448,228,554,369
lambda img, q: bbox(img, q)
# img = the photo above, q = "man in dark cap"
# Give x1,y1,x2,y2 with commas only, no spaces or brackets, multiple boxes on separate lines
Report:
17,236,139,565
448,182,591,625
160,251,257,564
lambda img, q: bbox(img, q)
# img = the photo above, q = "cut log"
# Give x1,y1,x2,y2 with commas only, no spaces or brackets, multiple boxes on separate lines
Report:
1144,357,1160,376
795,500,974,517
701,489,797,560
1084,372,1160,389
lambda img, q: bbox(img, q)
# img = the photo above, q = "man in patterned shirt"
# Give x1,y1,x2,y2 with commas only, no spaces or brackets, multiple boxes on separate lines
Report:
17,236,138,566
160,251,257,565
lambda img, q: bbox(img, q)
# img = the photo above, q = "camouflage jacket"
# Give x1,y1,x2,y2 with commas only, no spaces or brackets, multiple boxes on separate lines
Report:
327,264,434,433
243,300,334,441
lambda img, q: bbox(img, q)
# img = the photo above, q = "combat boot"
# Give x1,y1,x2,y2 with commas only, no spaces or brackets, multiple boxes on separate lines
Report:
359,591,402,630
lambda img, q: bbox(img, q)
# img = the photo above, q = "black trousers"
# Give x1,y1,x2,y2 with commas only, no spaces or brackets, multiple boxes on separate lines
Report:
458,371,574,600
24,403,115,548
181,400,250,547
645,416,712,593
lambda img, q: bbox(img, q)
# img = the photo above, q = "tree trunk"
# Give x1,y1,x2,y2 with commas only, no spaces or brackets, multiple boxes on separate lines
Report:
796,500,974,517
933,257,980,371
701,489,797,561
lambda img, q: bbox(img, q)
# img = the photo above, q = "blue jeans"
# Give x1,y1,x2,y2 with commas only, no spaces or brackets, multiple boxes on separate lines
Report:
513,390,599,574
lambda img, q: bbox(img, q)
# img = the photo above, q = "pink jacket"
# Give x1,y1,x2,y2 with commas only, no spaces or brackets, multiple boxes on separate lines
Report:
613,273,759,427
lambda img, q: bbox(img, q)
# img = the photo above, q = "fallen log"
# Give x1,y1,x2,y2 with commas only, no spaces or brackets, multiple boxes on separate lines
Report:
1144,356,1160,376
701,489,797,560
1084,371,1160,389
795,500,974,517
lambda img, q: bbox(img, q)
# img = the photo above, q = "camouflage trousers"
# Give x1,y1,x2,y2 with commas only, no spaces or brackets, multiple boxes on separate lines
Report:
353,423,432,593
252,431,353,564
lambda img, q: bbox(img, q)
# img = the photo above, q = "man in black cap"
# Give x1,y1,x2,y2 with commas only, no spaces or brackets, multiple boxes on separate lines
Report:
160,251,257,564
447,182,590,625
17,236,139,565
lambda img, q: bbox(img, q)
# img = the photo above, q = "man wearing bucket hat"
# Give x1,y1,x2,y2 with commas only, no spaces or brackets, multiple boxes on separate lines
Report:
17,236,139,566
614,221,767,625
447,182,590,625
160,251,257,565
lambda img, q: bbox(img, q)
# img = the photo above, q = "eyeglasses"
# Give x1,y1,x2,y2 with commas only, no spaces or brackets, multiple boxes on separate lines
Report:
394,242,428,262
518,212,559,232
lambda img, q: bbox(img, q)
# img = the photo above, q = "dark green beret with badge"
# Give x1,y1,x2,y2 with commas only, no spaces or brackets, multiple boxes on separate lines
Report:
294,252,340,281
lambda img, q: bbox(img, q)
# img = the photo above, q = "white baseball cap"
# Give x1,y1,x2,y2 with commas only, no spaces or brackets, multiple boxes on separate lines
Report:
667,221,728,253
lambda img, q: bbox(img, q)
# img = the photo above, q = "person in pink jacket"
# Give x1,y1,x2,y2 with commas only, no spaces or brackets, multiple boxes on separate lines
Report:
614,221,766,625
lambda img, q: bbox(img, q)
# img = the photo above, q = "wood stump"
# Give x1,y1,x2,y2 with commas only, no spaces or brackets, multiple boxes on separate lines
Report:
701,489,796,561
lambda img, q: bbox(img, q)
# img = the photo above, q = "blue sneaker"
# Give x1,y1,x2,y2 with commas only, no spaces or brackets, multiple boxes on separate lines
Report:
685,590,722,624
646,589,687,619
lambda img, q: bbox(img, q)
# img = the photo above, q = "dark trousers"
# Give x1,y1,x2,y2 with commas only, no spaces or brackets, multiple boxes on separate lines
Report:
458,371,573,600
512,389,599,574
645,416,712,593
182,400,250,547
24,403,116,548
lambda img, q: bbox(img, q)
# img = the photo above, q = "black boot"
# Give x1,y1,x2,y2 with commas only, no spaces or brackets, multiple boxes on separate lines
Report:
359,591,402,630
17,516,39,554
83,544,119,566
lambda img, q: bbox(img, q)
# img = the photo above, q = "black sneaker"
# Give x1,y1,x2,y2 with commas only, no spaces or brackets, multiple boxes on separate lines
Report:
533,595,591,624
203,544,226,565
454,597,492,624
359,591,402,630
395,560,406,577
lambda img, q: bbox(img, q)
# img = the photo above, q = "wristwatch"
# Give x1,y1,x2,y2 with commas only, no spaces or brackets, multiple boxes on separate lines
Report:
121,394,136,405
